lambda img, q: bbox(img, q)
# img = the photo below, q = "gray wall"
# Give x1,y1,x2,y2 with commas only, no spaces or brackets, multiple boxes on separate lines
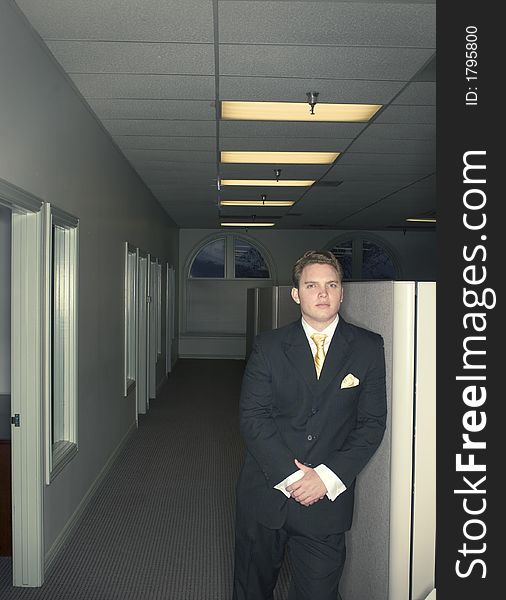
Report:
0,1,179,554
178,228,436,357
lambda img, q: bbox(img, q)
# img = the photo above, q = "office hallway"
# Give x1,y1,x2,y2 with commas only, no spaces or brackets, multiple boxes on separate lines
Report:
0,359,289,599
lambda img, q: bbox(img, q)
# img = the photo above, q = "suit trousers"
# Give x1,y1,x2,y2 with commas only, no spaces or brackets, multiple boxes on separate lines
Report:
232,500,346,600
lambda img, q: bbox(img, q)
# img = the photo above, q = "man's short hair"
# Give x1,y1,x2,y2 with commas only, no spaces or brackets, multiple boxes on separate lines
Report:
292,250,344,288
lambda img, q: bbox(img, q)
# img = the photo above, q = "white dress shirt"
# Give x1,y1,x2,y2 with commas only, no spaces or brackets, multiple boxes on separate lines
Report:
274,316,347,502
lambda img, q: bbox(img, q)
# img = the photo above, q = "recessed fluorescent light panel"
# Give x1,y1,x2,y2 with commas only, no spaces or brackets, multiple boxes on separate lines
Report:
221,101,382,122
221,151,339,164
221,222,275,227
220,200,294,207
406,218,437,223
221,179,314,187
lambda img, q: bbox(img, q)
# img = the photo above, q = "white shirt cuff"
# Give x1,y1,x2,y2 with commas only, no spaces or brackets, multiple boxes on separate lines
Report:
314,464,347,501
274,469,304,497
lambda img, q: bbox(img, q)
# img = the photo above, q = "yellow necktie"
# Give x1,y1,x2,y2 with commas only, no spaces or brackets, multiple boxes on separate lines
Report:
311,333,327,379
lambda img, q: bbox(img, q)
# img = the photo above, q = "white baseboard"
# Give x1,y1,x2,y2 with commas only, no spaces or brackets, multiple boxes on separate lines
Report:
44,421,137,571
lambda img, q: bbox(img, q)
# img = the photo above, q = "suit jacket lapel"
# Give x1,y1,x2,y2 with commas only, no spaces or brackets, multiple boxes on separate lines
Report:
283,321,318,391
316,318,352,395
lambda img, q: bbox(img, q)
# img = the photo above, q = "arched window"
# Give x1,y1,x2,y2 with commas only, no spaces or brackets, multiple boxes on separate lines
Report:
189,235,270,279
184,235,274,337
327,235,399,280
190,237,225,278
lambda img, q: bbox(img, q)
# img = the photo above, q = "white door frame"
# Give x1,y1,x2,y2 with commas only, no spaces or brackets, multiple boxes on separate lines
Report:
0,178,45,587
165,265,175,374
136,250,148,416
148,257,155,400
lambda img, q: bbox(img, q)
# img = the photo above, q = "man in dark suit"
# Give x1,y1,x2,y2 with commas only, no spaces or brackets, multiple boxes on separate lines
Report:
233,250,387,600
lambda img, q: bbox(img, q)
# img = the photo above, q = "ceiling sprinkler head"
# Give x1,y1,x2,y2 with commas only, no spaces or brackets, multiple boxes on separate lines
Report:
306,91,319,115
274,169,281,182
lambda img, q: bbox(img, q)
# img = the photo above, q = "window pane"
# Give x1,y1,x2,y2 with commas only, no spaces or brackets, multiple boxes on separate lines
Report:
362,240,396,279
190,238,225,278
234,239,270,278
330,242,353,280
52,225,65,446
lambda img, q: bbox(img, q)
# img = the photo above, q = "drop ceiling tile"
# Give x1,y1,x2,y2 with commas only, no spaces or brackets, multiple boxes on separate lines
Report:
392,82,436,105
88,98,215,120
304,182,403,202
219,164,327,179
219,137,353,152
219,121,365,139
220,76,404,104
219,1,435,48
137,166,217,178
374,105,436,124
360,123,436,140
150,189,217,200
103,120,216,136
142,172,216,185
16,0,215,42
219,45,434,81
219,205,290,217
160,198,217,206
115,136,216,151
46,41,215,75
347,137,435,155
219,188,301,201
324,165,432,182
123,148,216,163
70,73,215,100
339,152,435,169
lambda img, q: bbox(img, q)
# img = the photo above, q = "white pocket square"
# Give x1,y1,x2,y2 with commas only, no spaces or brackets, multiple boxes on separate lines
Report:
340,373,360,389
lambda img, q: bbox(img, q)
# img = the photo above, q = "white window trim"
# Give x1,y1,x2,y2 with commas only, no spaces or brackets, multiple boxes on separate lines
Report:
43,203,79,484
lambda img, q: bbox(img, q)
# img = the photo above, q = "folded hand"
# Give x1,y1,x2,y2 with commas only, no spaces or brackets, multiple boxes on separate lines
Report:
286,459,327,507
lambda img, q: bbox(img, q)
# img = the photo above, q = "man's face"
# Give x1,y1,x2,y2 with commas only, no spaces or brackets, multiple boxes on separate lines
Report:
291,263,343,331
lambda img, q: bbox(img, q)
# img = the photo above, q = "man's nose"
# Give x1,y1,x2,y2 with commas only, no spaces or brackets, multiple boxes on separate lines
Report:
318,287,328,296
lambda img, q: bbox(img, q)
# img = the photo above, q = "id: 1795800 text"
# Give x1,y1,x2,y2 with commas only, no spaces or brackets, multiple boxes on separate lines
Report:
465,25,478,106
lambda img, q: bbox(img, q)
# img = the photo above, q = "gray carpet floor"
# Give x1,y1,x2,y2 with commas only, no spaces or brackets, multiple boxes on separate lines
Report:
0,359,290,599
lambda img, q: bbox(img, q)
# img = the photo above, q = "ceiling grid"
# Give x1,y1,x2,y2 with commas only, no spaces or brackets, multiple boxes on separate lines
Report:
14,0,436,230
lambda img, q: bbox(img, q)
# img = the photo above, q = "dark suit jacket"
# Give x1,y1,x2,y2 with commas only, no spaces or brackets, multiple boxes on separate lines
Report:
236,316,387,535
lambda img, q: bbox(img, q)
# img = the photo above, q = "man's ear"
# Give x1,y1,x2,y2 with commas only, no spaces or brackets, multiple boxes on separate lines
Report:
291,287,300,304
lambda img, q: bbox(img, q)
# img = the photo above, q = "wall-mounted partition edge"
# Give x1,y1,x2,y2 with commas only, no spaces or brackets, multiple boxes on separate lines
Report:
11,207,45,586
388,282,416,600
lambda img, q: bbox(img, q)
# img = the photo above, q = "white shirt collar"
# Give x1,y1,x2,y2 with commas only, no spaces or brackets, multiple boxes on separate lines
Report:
301,314,340,349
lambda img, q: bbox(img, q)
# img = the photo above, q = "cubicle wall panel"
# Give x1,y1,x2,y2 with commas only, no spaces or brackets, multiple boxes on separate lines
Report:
411,282,436,600
338,281,395,600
